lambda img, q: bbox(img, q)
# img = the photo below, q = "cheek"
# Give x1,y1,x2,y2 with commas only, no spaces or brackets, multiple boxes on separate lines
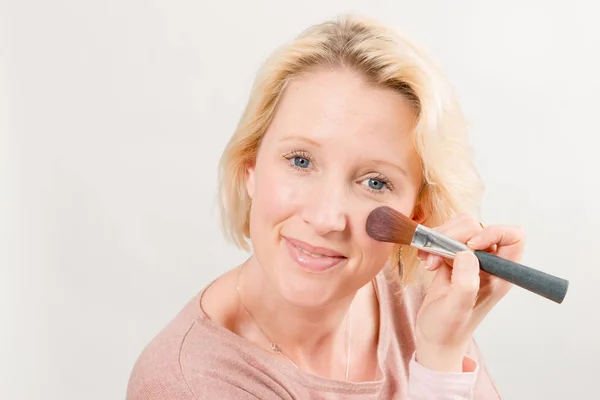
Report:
251,167,305,227
351,207,395,267
347,197,414,271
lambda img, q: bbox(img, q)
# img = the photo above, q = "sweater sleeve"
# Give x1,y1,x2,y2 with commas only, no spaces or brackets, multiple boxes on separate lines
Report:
406,353,478,400
406,338,502,400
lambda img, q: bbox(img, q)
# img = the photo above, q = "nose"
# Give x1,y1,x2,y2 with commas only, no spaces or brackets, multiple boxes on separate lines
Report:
300,179,348,236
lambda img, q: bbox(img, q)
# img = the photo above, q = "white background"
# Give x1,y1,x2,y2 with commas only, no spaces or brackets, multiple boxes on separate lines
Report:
2,1,599,399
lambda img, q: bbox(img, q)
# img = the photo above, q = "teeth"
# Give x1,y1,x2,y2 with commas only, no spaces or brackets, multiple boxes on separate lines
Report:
296,246,326,258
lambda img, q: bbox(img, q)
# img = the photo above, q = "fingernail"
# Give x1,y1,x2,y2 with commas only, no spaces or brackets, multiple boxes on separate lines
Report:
457,251,477,268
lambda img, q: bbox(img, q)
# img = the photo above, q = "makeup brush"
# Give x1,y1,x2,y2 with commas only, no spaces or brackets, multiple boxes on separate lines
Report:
366,205,569,304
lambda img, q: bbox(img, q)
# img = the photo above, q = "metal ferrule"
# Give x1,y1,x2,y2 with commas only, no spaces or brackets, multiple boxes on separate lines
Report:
411,224,469,259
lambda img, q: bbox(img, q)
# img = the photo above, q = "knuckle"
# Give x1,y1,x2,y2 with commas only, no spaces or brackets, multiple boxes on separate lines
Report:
458,213,481,231
516,226,527,241
467,216,481,230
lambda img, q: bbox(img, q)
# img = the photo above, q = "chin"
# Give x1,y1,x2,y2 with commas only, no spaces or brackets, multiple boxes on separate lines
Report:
277,274,340,309
268,241,350,309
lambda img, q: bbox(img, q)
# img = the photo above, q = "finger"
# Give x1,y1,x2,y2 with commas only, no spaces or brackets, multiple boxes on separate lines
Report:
424,254,444,271
434,214,483,245
467,225,525,248
446,251,480,312
469,277,513,329
420,214,484,272
467,225,526,259
476,272,513,304
483,243,498,254
417,249,445,271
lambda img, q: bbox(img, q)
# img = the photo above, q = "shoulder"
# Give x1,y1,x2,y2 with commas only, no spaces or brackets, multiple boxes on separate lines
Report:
125,292,255,400
126,294,203,400
126,270,290,400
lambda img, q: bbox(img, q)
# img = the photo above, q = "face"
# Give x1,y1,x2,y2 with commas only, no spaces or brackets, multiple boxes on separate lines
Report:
246,68,423,308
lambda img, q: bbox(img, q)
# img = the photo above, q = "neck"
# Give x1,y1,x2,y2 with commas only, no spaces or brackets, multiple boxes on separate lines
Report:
237,257,354,374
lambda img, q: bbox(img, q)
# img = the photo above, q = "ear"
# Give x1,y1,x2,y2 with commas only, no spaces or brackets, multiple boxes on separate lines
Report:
411,203,426,225
411,183,428,224
245,163,256,199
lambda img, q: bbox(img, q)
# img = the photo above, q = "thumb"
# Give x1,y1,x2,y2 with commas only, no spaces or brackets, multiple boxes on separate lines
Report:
447,251,480,313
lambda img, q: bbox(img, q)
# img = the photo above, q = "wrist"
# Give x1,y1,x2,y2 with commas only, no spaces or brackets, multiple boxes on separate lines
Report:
415,340,468,373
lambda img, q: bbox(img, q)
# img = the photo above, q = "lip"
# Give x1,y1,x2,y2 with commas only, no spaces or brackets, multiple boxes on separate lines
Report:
283,236,347,273
284,237,346,258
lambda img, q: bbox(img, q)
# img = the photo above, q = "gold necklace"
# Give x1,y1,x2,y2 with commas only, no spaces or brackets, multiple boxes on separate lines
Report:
236,265,353,380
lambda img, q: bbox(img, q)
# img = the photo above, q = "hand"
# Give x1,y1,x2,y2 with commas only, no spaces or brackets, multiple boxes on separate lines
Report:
414,213,526,372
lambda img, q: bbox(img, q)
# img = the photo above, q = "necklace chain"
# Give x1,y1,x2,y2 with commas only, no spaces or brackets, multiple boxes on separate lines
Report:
236,265,352,380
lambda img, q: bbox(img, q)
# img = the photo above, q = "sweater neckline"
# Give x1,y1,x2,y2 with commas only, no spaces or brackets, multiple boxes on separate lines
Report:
194,271,392,393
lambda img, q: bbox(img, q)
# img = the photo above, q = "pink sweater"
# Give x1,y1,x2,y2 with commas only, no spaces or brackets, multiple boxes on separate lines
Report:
127,271,501,399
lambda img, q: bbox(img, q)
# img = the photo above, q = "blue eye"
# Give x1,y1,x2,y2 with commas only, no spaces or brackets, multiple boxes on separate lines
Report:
368,178,385,190
293,157,310,168
360,176,392,193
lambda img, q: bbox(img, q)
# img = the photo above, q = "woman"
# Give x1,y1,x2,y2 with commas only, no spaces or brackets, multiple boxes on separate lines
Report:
127,14,524,399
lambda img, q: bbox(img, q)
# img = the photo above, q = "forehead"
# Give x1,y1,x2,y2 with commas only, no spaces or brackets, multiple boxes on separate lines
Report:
264,68,419,164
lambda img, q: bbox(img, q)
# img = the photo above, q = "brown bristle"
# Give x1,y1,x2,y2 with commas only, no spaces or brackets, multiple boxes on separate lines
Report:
365,206,418,245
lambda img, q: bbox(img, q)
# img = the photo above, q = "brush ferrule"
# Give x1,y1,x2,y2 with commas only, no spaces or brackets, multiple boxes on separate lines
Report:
412,225,469,258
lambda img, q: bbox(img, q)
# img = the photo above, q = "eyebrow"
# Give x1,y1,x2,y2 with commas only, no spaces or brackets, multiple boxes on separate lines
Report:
279,136,322,147
367,159,408,177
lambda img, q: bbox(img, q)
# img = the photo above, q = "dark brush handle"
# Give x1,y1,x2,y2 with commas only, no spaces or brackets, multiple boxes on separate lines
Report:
474,250,569,304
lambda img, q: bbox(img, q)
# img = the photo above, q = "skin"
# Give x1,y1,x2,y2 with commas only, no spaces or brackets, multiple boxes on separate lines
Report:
201,67,525,381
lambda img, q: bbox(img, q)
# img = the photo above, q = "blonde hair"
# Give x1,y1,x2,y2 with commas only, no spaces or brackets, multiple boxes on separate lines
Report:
218,15,483,284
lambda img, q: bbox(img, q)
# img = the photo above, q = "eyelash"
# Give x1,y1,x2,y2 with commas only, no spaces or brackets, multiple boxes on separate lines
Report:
364,173,394,194
282,149,314,171
281,149,394,194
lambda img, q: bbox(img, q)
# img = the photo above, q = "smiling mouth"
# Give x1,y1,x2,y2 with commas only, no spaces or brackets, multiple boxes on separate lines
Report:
283,236,347,272
284,236,346,258
294,246,342,258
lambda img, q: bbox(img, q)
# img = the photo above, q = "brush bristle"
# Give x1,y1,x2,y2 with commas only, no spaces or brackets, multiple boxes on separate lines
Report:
365,206,418,245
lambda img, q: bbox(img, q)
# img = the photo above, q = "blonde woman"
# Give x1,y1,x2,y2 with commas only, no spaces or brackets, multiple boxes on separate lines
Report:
127,15,524,399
